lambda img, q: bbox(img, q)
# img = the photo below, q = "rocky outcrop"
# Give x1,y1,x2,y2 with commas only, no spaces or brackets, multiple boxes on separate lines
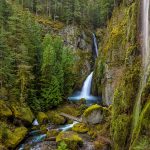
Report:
82,104,103,124
59,25,92,51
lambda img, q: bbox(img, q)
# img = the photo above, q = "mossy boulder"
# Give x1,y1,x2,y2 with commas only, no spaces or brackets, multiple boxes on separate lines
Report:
46,129,59,139
4,127,28,149
56,131,83,150
47,111,66,125
0,100,12,118
82,104,103,124
40,125,48,134
11,104,34,126
72,123,88,133
37,112,48,125
57,105,80,117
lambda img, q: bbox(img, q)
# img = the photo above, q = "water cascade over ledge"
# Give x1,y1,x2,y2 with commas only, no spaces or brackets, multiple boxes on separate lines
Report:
68,34,100,104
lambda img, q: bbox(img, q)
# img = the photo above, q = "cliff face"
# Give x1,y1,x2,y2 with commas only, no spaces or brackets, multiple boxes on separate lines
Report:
93,0,150,149
93,1,140,105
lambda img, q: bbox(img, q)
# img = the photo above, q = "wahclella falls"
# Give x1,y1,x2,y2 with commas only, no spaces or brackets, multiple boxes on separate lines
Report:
0,0,149,150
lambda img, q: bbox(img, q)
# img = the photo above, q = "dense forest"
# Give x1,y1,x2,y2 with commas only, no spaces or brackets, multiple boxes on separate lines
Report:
0,0,150,150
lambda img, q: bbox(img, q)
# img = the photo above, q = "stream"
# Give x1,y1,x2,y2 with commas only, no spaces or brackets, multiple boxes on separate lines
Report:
17,120,94,150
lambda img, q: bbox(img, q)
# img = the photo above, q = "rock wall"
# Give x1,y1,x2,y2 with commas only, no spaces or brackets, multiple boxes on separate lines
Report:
93,1,149,149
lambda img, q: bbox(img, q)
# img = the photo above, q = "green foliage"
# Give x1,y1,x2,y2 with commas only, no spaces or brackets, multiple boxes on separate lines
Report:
17,0,114,28
40,34,76,111
57,141,68,150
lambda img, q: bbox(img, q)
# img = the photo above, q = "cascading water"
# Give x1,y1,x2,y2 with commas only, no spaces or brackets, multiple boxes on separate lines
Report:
133,0,150,128
80,72,94,98
93,33,99,57
68,71,98,103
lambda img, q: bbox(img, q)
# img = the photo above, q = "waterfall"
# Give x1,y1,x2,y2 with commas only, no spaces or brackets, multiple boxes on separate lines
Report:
133,0,150,128
68,34,100,103
80,72,93,98
68,71,98,103
93,33,98,57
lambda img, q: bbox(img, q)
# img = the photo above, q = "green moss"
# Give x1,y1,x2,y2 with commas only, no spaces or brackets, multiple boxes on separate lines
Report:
47,111,66,125
72,123,88,133
131,136,150,150
4,127,28,149
47,129,59,138
37,112,48,125
56,131,83,150
111,114,131,150
40,125,48,134
83,104,102,117
130,100,150,150
56,105,80,117
0,100,12,118
57,141,68,150
11,104,34,126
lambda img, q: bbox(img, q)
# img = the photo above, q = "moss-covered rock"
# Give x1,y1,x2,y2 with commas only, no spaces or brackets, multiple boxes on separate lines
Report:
56,105,80,117
47,129,59,139
40,125,48,134
4,127,28,149
37,112,48,125
0,100,12,118
11,104,34,126
56,131,83,150
72,123,88,133
47,111,66,125
82,104,103,124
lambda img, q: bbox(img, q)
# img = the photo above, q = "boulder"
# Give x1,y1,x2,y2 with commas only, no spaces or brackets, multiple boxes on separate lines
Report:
72,123,88,133
82,104,103,124
56,131,83,150
37,112,48,125
11,104,34,126
4,127,28,149
46,129,59,140
47,111,66,125
0,100,12,118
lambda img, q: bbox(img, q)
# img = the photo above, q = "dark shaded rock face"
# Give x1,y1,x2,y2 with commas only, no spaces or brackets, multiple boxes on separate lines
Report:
59,25,92,52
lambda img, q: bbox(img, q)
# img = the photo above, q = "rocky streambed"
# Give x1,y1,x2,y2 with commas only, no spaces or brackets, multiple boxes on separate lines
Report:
15,103,111,150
